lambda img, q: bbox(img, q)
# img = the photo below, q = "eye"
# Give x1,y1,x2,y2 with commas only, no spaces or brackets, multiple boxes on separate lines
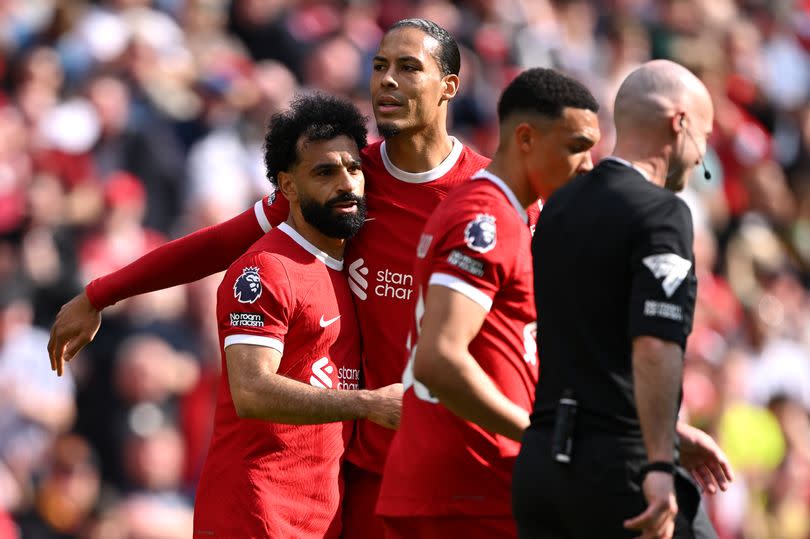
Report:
402,64,419,72
373,63,385,71
569,144,592,155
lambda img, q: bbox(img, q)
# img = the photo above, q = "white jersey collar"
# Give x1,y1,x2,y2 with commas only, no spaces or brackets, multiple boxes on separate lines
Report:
472,169,528,224
380,137,463,184
277,222,343,271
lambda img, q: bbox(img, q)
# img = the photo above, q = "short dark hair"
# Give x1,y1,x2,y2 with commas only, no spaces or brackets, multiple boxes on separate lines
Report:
264,93,368,187
387,18,460,76
497,68,599,122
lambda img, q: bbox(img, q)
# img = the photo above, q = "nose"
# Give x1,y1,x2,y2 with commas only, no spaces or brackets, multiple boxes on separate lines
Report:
379,65,397,89
577,151,595,173
336,167,363,195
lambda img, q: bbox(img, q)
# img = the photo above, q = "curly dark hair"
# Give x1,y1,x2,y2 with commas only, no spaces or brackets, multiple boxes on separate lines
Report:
264,93,368,187
388,18,460,77
497,68,599,122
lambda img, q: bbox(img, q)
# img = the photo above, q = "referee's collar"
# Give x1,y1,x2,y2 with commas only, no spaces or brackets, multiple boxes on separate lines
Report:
472,169,528,224
601,156,651,182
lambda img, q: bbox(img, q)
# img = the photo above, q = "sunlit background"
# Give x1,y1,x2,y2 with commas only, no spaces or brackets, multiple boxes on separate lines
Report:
1,0,809,537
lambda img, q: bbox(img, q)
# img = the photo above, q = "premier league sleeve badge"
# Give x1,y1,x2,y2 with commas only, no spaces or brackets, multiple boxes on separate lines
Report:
464,214,497,253
233,266,262,303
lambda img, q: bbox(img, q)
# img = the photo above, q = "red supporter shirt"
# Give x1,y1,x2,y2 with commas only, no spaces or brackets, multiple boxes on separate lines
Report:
376,170,538,518
193,222,361,538
256,138,491,474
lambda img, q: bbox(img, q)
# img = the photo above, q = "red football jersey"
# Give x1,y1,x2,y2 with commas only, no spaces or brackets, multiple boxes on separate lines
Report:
527,198,543,235
256,138,491,474
376,170,538,518
194,222,361,538
344,139,490,473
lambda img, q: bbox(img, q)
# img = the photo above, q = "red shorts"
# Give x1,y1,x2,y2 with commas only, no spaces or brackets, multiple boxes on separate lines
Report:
381,515,516,539
341,461,385,539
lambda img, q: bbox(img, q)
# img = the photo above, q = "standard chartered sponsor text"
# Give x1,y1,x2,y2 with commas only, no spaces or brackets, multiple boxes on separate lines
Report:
338,366,360,390
348,258,414,301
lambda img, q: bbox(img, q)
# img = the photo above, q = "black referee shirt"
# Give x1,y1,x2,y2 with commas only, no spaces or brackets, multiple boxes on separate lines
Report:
531,158,696,434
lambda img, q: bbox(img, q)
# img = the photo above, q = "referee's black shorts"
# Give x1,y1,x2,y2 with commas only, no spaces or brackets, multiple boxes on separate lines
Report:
512,427,715,539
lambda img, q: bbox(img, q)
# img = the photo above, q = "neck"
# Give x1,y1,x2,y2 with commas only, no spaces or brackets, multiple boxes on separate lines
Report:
612,137,669,188
285,208,345,260
383,122,453,173
486,153,537,209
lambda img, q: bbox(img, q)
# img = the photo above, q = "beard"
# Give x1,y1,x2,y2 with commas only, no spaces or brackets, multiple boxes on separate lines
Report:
376,121,402,139
300,192,367,239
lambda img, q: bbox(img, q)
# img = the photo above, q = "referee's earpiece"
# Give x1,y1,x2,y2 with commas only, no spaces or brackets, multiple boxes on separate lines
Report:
679,114,712,180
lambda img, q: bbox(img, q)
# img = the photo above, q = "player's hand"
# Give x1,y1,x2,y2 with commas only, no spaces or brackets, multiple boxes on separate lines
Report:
624,471,678,539
47,291,101,377
676,422,734,494
366,383,403,430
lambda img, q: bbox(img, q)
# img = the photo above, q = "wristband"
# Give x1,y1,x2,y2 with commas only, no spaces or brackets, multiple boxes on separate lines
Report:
639,461,676,479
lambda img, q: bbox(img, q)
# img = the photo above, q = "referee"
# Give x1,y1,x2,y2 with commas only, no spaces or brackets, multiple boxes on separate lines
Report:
513,60,724,539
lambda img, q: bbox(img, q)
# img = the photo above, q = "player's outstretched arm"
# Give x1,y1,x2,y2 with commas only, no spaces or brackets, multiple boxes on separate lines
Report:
676,421,734,495
86,204,271,310
412,285,530,441
227,344,403,426
47,203,272,376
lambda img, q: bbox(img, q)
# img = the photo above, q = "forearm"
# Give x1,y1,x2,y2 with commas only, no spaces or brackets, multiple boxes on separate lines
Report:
633,340,683,462
236,373,374,424
419,351,529,441
86,206,265,309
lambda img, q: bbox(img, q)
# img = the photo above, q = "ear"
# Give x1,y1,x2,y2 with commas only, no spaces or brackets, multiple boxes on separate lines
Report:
514,122,535,154
277,171,298,204
672,112,686,134
440,74,460,101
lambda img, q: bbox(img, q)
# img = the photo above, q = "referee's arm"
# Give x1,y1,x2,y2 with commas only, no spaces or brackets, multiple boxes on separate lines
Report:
633,336,682,464
624,197,696,536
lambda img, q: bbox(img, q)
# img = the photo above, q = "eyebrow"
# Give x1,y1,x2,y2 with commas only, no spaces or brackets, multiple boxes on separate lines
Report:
310,159,361,174
373,55,423,65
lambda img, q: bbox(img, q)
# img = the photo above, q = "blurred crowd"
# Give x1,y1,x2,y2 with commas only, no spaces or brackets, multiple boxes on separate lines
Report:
0,0,809,537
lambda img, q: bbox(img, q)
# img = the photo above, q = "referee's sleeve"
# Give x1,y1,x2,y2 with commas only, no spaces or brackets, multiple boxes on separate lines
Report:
627,197,697,349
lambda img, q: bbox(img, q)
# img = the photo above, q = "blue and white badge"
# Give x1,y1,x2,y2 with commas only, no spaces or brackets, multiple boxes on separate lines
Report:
464,213,497,253
233,266,262,304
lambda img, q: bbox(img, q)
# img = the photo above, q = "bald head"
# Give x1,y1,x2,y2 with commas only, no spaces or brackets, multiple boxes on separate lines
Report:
614,60,711,131
612,60,714,192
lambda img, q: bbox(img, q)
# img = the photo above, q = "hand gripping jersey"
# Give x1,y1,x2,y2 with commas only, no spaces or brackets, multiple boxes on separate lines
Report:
193,223,361,538
376,170,538,518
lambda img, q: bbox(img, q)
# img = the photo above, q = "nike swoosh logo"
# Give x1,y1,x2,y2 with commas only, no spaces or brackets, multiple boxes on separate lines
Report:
319,315,341,328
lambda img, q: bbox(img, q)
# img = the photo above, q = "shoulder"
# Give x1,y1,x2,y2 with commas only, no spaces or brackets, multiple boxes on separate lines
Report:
436,180,506,219
435,181,524,246
232,233,294,280
459,145,491,169
635,188,693,232
224,248,293,307
361,140,383,163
